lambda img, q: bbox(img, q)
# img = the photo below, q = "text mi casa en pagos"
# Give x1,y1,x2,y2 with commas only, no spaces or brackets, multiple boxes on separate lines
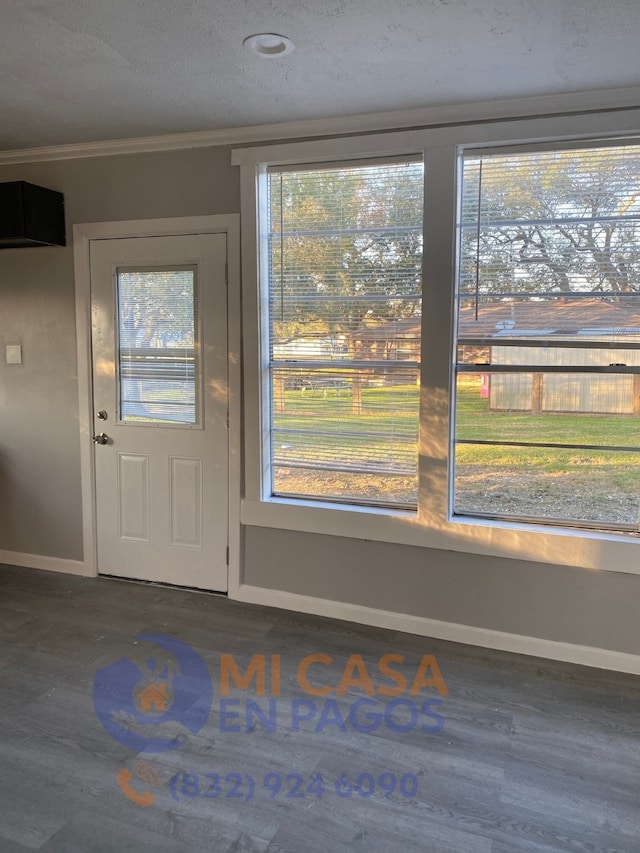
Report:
216,653,448,734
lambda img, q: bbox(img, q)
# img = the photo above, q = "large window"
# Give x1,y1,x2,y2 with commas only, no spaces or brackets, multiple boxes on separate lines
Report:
266,159,424,507
454,143,640,531
236,114,640,574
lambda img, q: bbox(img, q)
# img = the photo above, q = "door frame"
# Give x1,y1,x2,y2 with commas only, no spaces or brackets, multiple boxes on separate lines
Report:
73,216,241,595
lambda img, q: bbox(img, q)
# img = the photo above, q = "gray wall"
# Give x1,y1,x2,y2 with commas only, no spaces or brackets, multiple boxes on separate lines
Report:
0,144,638,656
244,528,640,654
0,146,238,558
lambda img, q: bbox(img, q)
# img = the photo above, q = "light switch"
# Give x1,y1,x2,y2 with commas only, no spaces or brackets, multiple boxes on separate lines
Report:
6,344,22,365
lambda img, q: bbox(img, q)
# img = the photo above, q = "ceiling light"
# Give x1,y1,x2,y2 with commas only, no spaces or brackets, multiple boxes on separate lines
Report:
243,33,295,58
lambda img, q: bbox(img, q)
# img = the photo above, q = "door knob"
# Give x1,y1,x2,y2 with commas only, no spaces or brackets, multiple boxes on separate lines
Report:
92,433,110,445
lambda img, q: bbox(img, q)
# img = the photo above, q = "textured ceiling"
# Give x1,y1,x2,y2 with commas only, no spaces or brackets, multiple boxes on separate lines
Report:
1,0,640,151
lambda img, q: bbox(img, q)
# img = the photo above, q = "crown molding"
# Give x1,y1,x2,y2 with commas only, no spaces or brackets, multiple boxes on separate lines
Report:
1,86,639,166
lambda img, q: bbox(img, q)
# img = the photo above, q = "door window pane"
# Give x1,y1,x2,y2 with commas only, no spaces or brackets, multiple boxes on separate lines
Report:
117,268,198,425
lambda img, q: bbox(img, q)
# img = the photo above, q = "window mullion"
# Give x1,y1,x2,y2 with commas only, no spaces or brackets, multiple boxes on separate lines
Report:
419,145,460,524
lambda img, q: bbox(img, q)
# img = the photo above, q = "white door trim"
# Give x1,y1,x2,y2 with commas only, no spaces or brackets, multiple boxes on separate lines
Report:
73,216,241,593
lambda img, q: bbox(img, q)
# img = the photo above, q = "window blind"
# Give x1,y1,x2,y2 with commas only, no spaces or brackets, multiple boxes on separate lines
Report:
458,144,640,332
267,159,424,506
454,143,640,530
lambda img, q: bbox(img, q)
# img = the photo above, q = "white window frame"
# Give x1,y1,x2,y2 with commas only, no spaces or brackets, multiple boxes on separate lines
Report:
233,108,640,577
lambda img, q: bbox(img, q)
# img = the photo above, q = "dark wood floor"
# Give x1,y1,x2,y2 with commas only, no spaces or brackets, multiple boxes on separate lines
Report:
0,563,638,852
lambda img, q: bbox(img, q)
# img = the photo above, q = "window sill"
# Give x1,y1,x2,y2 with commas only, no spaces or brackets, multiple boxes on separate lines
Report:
240,497,640,576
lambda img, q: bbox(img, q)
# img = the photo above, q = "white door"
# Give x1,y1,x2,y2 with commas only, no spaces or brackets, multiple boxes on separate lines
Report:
90,233,228,591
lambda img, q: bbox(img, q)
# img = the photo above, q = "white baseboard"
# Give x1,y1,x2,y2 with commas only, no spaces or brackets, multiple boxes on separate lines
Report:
233,583,640,676
0,550,92,577
1,555,635,675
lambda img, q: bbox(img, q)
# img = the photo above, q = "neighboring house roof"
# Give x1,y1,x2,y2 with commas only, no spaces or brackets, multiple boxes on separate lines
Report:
458,298,640,337
345,298,640,345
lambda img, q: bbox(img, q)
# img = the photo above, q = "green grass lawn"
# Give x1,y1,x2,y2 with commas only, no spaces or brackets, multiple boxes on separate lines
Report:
456,378,640,446
454,378,640,488
273,383,419,470
273,378,640,522
275,378,640,458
